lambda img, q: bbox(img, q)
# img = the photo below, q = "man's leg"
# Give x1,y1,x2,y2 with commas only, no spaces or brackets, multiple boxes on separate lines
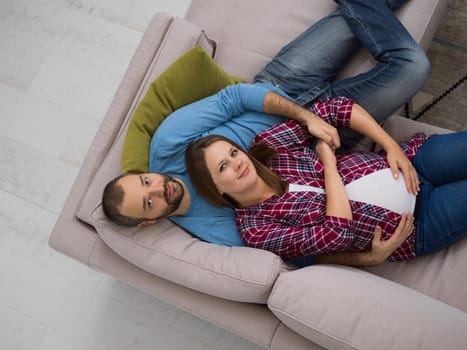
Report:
330,0,430,124
385,0,409,10
254,10,361,106
255,0,429,149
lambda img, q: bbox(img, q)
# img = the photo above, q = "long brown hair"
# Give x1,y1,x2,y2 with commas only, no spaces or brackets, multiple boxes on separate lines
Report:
185,135,287,208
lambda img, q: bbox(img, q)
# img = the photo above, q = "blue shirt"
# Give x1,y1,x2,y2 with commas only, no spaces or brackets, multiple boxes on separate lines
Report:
149,83,285,246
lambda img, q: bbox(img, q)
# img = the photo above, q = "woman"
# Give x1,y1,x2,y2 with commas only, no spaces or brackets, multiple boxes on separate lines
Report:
186,96,467,265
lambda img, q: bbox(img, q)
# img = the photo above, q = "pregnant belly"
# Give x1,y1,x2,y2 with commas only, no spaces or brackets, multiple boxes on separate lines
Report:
345,168,416,214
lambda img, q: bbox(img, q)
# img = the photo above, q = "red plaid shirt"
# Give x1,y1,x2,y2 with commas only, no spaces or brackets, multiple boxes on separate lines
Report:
236,97,427,261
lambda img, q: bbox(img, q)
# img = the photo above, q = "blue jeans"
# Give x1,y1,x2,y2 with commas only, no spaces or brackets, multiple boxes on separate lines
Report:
254,0,430,149
413,131,467,256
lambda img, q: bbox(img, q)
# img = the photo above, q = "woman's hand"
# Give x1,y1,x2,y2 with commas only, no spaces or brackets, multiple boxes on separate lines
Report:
345,103,419,194
315,214,415,267
368,213,415,265
314,214,414,267
315,140,337,167
316,140,352,220
386,146,420,195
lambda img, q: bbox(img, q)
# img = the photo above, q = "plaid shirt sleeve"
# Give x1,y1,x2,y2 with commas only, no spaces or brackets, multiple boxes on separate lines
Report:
397,132,428,160
309,96,354,128
237,213,355,257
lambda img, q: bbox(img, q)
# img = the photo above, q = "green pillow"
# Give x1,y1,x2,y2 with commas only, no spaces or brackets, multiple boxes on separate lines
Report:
121,46,245,173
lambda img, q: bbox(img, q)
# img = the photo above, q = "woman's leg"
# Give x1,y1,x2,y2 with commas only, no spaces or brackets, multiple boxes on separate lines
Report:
415,179,467,256
413,131,467,185
413,131,467,256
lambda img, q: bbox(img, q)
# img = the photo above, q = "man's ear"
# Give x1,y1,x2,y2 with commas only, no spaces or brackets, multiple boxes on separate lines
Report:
138,219,157,227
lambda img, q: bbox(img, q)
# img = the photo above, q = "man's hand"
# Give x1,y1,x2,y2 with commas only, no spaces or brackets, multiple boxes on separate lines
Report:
369,213,415,265
262,92,340,149
305,111,341,150
386,146,420,195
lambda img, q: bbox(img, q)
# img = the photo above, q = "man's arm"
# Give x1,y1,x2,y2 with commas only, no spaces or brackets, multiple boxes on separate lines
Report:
156,84,342,150
262,92,341,149
156,84,270,139
152,85,339,163
315,213,415,267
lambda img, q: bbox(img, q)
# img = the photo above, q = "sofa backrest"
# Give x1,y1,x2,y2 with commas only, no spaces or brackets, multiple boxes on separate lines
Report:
71,0,464,309
184,0,445,81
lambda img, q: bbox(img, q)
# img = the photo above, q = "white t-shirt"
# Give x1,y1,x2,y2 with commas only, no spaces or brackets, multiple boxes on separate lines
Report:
288,168,416,214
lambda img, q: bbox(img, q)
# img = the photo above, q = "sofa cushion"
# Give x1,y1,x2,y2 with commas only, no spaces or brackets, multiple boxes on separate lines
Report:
90,204,283,303
268,265,467,350
121,45,244,174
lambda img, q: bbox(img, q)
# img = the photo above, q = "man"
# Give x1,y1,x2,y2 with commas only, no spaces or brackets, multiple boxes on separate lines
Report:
103,85,340,241
102,0,428,265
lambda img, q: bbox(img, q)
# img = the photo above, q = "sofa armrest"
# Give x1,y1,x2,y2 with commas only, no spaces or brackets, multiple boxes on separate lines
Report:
383,115,452,142
268,266,467,350
49,12,177,264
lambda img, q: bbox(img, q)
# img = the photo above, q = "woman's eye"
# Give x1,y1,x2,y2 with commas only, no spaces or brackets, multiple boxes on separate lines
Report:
147,199,153,208
231,149,238,157
144,178,150,186
219,163,226,172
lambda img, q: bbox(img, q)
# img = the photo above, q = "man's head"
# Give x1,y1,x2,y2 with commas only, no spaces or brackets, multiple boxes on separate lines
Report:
102,173,185,226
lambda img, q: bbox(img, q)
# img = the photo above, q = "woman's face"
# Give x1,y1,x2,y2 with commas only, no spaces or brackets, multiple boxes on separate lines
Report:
204,140,258,198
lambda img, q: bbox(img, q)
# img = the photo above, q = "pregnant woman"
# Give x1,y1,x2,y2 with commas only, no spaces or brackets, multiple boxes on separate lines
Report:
186,96,467,266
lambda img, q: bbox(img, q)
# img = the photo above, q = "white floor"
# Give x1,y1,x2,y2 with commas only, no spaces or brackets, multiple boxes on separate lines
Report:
0,1,266,349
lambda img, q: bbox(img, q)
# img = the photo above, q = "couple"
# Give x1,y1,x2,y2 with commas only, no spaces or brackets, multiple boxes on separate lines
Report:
102,0,467,267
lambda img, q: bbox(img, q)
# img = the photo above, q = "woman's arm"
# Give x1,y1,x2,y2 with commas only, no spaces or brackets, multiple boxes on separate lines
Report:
349,103,400,152
239,210,355,257
315,213,415,267
349,104,419,194
315,140,352,220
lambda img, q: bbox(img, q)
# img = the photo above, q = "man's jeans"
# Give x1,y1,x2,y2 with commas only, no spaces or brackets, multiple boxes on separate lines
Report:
413,131,467,256
254,0,430,149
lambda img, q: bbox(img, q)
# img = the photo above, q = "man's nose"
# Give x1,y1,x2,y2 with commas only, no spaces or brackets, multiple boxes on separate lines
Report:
149,182,164,196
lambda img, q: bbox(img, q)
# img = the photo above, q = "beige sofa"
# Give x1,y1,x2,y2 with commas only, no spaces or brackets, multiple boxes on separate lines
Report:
49,0,467,349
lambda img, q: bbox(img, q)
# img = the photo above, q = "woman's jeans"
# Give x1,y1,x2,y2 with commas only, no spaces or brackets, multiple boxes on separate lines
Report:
413,131,467,256
254,0,430,149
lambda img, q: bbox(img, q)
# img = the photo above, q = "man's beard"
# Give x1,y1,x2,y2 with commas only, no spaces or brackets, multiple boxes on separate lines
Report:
159,175,184,218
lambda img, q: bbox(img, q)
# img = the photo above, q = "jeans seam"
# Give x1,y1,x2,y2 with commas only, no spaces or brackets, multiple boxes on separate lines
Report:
341,1,382,59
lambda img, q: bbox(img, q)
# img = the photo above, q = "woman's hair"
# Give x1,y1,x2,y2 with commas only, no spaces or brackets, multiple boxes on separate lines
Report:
185,135,287,208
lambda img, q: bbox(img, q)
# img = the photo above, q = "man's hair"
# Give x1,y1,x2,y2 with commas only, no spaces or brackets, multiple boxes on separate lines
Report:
102,174,145,226
185,135,287,209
